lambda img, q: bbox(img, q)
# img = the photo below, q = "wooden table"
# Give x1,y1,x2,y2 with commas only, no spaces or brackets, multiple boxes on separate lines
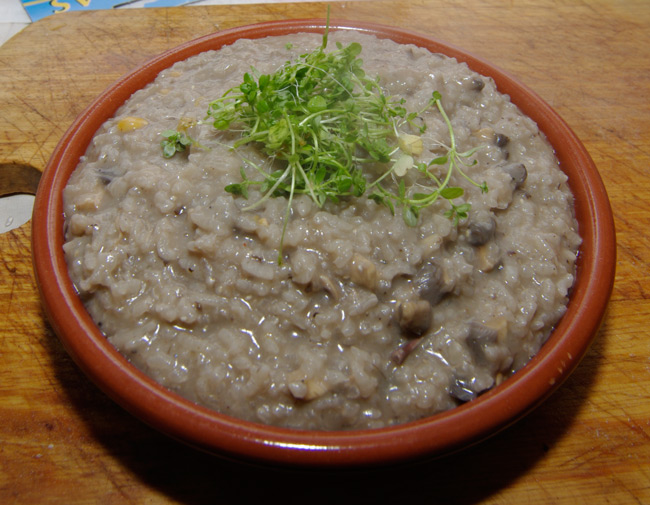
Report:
1,1,648,503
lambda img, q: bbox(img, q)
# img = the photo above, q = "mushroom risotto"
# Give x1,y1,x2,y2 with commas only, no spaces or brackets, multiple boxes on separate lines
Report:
62,31,581,430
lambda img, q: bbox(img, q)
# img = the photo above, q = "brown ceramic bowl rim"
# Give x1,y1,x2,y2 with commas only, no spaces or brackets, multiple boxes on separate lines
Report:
32,19,616,468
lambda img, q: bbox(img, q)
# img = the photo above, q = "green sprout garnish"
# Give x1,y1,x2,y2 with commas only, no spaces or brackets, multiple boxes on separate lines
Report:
160,129,194,158
159,20,487,262
161,117,206,158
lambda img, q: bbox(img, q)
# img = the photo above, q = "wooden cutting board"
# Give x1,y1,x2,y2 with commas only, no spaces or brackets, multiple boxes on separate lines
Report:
1,1,649,503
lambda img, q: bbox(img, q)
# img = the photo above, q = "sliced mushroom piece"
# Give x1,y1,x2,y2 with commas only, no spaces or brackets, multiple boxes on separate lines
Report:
501,162,528,189
494,133,510,148
96,167,120,185
305,273,343,301
449,376,489,402
317,274,343,300
468,321,499,345
484,316,508,341
470,78,485,91
476,243,501,272
413,260,456,304
449,377,477,402
397,299,432,336
467,213,496,246
349,253,378,291
466,321,499,363
413,261,445,305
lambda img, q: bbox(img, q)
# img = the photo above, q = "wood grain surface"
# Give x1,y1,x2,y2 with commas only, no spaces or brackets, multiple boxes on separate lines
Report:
1,1,648,503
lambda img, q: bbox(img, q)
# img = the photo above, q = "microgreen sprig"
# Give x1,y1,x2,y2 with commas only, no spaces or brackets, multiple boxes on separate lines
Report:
161,22,488,261
161,129,194,158
160,118,206,159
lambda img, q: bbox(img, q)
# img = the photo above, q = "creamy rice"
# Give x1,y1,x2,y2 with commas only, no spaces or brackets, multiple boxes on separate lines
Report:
62,32,581,430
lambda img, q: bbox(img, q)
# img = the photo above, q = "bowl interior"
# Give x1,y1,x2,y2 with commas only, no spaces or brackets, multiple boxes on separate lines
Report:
32,19,616,467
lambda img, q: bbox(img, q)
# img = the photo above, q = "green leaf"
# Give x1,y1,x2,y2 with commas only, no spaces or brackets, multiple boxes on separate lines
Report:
455,203,471,214
440,187,464,199
337,176,352,193
352,172,366,197
385,198,395,215
307,95,327,113
314,165,327,184
362,138,392,163
225,183,245,197
267,119,290,149
347,42,362,57
212,118,231,130
160,129,197,158
162,143,177,158
369,192,384,204
403,205,419,227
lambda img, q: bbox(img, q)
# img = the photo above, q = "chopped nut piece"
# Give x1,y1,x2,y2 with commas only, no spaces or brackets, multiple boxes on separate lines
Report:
75,189,105,211
287,371,329,401
255,215,269,226
117,116,149,132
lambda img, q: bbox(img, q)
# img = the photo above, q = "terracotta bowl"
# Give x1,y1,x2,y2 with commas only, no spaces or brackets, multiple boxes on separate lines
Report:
32,19,616,468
